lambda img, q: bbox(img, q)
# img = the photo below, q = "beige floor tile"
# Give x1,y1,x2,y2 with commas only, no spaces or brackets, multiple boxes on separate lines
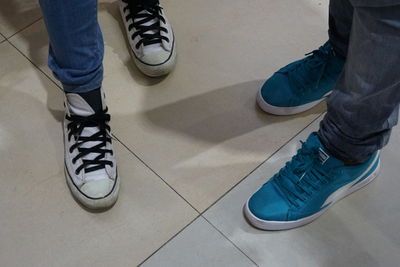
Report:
142,217,256,267
0,0,41,38
8,19,52,76
0,41,197,267
205,118,400,267
0,34,4,43
10,0,328,211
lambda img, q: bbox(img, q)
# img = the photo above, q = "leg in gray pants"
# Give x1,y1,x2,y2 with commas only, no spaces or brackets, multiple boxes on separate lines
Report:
319,0,400,163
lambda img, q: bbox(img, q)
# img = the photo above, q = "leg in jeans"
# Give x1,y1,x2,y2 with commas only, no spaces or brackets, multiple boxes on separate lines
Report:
245,0,400,230
319,2,400,163
39,0,103,93
39,0,119,209
328,0,354,58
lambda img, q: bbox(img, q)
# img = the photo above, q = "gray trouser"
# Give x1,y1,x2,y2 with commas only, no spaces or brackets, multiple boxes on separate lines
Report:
318,0,400,163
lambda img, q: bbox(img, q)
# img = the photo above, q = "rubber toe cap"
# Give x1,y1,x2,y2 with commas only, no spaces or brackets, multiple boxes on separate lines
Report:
140,50,172,65
80,178,115,199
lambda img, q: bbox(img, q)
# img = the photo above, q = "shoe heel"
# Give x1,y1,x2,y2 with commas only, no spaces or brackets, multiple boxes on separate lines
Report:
346,158,381,197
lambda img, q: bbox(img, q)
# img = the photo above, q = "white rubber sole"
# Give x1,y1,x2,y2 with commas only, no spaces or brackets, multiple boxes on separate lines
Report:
244,157,381,231
65,166,120,210
132,42,177,77
256,89,327,116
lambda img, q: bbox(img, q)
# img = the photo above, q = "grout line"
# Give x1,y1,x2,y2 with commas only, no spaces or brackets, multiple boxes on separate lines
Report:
10,33,325,218
9,39,205,266
134,113,324,267
138,214,260,267
137,214,202,267
5,11,325,221
9,30,203,267
6,20,323,265
5,17,43,40
193,114,325,267
200,112,325,215
0,32,6,43
202,215,259,266
112,134,201,214
10,33,201,219
7,39,64,92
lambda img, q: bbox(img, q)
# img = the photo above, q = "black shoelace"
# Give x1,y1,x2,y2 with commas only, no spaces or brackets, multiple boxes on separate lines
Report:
122,0,169,49
67,108,113,175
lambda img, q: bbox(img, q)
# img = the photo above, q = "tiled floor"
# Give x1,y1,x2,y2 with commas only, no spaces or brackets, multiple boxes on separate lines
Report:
1,0,399,266
203,120,400,267
0,40,197,267
9,0,329,212
0,0,41,38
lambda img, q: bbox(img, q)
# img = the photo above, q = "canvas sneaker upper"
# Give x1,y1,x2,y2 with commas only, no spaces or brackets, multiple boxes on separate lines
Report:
63,88,118,202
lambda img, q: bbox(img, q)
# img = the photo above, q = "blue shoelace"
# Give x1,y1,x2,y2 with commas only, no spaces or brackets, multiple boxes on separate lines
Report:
272,142,332,207
284,43,333,92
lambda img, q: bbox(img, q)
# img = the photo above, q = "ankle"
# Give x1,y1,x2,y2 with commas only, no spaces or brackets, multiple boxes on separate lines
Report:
316,131,366,165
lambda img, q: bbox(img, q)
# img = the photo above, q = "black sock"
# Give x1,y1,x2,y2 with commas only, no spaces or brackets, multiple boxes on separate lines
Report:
135,0,159,6
77,88,103,113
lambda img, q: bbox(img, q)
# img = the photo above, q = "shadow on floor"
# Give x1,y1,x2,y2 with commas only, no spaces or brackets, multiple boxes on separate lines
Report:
141,80,324,144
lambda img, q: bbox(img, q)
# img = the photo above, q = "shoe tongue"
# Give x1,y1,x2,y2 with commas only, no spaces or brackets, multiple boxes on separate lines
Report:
306,133,344,168
66,88,105,116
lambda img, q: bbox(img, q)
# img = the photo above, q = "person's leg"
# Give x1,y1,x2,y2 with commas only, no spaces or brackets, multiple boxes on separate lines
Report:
319,2,400,164
39,0,103,93
245,1,400,230
328,0,354,58
39,0,119,209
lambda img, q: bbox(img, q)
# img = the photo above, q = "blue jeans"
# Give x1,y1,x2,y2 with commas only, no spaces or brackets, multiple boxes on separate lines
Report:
39,0,155,93
319,0,400,163
39,0,104,93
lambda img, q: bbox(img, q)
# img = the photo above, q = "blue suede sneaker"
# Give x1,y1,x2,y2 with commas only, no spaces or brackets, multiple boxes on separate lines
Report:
244,133,380,230
257,41,345,115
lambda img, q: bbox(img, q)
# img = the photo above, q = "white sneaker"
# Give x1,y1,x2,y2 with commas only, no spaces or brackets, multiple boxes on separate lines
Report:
63,88,120,209
119,0,176,77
